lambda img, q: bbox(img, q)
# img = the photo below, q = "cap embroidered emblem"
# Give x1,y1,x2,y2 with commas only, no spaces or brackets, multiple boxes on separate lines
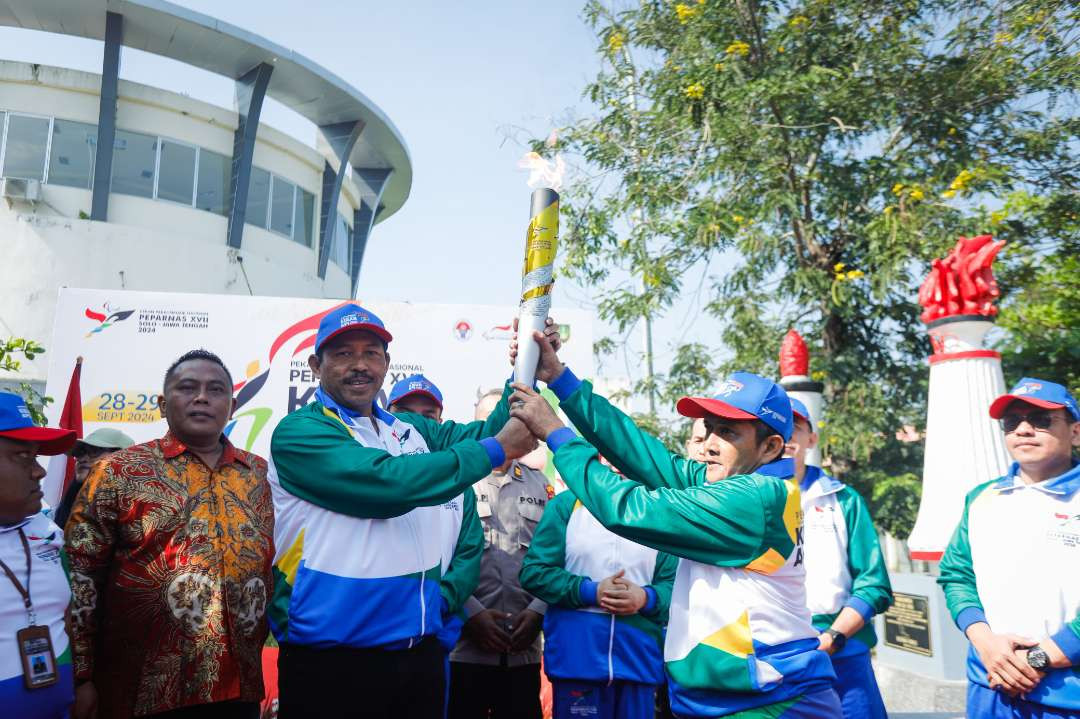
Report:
1015,382,1042,396
716,379,744,397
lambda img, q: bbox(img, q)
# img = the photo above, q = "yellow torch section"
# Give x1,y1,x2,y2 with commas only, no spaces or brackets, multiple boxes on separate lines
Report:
522,198,559,276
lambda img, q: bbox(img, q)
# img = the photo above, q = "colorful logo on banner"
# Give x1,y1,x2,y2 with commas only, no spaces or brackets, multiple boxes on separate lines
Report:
453,320,473,341
84,304,135,337
224,302,350,451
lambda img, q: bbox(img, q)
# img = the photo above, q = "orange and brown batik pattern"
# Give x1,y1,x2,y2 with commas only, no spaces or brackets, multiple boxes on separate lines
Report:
65,433,274,717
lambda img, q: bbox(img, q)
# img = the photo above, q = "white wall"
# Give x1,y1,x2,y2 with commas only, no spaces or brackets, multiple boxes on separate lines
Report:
0,61,363,383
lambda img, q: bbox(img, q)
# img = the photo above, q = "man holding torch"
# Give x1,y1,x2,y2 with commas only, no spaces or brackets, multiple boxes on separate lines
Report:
506,333,841,718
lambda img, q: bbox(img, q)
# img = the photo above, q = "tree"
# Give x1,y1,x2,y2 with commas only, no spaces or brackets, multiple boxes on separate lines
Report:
549,0,1080,507
1,337,51,425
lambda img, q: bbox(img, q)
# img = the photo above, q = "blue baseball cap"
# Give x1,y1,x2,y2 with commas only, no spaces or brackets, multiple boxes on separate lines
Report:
387,374,443,409
989,377,1080,421
0,392,77,455
676,372,793,442
314,303,393,354
789,397,813,430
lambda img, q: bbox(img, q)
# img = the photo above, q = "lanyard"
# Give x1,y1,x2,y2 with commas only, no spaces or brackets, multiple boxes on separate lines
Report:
0,530,36,626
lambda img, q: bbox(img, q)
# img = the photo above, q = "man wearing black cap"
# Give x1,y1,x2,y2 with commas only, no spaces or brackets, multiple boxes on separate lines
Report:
0,391,77,719
268,303,538,718
940,377,1080,718
507,333,839,718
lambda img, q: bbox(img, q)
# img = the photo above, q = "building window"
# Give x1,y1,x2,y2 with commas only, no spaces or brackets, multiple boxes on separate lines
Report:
110,129,157,198
2,113,51,181
294,188,316,247
331,213,352,271
157,140,196,205
195,148,229,216
246,166,271,229
269,175,295,238
47,119,97,189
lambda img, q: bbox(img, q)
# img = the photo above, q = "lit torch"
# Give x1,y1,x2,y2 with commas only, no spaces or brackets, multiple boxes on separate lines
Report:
514,144,564,385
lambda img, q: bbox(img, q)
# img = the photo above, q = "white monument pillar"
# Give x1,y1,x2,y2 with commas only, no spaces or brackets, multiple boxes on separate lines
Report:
907,235,1011,561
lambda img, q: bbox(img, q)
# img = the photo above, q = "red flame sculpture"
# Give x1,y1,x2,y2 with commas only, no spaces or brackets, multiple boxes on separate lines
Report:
779,329,809,378
917,234,1005,324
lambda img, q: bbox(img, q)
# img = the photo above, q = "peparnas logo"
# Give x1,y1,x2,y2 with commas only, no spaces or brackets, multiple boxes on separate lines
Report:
84,304,135,338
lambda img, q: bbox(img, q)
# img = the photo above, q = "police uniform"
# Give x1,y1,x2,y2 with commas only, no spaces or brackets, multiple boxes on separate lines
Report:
448,459,550,719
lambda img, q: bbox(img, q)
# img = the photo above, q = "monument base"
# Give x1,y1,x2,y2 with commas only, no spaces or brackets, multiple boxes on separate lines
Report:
874,571,969,714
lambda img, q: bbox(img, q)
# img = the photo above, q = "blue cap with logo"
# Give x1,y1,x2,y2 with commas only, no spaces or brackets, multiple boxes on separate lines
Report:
387,374,443,409
314,303,393,354
0,391,77,455
789,397,813,430
989,377,1080,422
676,371,793,442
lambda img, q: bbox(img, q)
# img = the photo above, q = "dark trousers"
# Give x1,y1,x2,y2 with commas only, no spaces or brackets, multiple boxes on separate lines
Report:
145,701,260,719
448,661,542,719
278,637,444,719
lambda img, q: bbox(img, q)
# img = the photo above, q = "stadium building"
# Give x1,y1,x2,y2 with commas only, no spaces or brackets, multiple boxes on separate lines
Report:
0,0,412,387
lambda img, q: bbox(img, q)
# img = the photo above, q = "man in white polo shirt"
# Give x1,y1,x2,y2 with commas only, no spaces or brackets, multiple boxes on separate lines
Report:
939,377,1080,718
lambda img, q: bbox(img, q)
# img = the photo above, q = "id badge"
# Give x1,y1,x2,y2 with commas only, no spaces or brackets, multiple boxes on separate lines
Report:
17,625,58,689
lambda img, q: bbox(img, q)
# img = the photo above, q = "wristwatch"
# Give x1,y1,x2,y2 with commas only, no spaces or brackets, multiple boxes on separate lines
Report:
824,628,847,653
1026,646,1050,670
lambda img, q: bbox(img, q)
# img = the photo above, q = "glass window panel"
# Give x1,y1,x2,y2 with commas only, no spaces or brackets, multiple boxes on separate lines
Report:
331,213,351,270
157,140,196,205
293,189,315,247
269,175,295,237
47,119,97,189
195,149,229,215
2,114,50,181
110,130,157,198
245,166,270,229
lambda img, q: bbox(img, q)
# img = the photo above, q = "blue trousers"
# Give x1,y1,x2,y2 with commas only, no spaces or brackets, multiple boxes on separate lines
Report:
830,651,887,719
967,682,1080,719
552,678,655,719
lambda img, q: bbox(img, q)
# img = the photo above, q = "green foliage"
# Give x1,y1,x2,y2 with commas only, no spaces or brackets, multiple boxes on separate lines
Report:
551,0,1080,519
1,338,52,425
870,472,923,539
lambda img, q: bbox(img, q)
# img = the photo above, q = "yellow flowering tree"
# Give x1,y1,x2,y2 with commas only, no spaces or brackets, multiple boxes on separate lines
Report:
544,0,1080,512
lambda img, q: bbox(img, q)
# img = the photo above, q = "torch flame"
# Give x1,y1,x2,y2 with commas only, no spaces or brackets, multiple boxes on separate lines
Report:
518,151,565,192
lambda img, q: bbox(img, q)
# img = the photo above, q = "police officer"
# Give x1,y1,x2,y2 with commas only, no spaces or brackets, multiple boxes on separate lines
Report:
448,389,550,719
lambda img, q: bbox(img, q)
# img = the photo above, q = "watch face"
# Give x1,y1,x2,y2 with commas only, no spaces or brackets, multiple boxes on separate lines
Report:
1027,648,1050,670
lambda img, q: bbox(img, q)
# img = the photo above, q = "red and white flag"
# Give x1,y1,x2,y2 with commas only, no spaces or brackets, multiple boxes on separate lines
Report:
43,357,83,508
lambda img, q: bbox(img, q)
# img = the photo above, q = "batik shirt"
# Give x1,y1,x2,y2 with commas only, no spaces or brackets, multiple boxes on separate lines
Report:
65,433,274,717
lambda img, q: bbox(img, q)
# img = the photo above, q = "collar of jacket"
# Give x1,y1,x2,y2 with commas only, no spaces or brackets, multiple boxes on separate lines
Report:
996,459,1080,495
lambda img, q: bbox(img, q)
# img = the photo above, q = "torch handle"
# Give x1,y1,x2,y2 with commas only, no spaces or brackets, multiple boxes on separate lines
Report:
513,312,548,386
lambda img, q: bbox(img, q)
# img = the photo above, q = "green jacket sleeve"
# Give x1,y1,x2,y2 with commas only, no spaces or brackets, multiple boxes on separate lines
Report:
555,375,706,491
838,486,893,617
270,405,494,520
938,480,996,631
395,383,512,451
519,492,590,608
644,551,678,620
440,489,484,614
553,437,774,568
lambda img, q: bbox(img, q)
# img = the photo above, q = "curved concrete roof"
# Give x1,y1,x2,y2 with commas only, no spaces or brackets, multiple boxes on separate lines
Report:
0,0,412,221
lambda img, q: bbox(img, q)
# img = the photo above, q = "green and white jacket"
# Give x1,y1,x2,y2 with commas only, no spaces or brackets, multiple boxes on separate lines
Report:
939,461,1080,711
545,368,836,718
758,460,893,656
267,386,507,650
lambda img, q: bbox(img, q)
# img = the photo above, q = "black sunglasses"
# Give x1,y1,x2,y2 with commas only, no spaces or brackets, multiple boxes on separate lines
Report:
1000,411,1056,433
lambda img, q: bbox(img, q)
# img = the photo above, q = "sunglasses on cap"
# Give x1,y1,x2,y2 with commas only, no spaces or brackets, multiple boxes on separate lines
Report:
1000,410,1058,434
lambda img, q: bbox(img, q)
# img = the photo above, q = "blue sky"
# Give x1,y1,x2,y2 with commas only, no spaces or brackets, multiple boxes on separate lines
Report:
0,0,727,402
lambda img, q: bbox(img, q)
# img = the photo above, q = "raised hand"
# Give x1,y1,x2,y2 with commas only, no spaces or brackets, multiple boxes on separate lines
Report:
509,384,565,439
509,317,566,384
494,416,540,460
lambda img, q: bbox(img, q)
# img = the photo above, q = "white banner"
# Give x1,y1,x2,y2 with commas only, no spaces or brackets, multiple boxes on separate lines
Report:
43,288,593,506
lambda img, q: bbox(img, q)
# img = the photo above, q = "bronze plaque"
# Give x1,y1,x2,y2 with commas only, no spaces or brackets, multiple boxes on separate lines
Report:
883,591,933,657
